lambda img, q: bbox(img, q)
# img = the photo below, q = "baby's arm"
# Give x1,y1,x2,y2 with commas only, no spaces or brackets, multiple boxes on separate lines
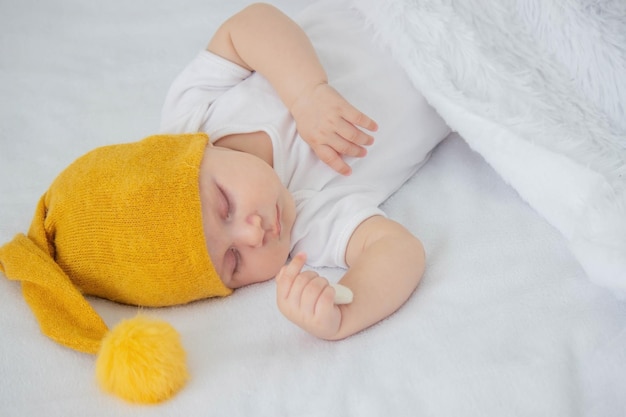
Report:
276,216,424,340
207,3,378,175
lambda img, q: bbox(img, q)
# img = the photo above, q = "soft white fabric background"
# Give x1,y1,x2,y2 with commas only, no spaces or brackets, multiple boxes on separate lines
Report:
1,1,625,416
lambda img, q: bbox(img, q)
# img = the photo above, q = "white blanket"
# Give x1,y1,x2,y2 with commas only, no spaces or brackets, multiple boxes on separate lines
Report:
351,0,626,295
1,1,625,416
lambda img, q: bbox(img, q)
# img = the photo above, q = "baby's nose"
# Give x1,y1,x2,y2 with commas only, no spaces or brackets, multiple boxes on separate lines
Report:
238,214,264,248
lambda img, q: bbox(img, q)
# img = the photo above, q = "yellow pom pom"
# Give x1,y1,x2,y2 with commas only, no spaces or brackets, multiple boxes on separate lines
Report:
95,315,188,404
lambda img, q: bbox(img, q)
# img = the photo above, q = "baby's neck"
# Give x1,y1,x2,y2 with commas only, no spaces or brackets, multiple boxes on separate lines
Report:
213,131,273,167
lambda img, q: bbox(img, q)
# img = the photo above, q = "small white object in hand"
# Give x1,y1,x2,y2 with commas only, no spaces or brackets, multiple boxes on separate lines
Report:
330,283,353,305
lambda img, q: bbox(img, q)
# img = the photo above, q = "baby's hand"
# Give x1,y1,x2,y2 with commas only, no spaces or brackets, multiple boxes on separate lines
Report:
276,252,342,339
290,83,378,176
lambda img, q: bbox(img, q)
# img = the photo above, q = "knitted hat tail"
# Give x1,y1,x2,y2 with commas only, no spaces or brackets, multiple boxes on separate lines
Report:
0,233,108,354
0,134,217,403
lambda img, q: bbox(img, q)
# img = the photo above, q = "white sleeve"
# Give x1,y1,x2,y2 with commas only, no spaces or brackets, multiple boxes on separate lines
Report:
291,187,386,269
160,51,252,134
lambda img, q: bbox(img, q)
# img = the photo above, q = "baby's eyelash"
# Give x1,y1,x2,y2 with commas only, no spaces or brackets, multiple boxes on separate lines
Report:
231,248,240,274
217,184,232,219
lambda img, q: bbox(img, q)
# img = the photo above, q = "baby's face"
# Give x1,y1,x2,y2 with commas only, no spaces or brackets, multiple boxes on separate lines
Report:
199,144,296,289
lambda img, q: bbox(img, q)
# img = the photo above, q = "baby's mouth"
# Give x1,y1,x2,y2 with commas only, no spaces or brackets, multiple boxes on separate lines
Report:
275,204,282,238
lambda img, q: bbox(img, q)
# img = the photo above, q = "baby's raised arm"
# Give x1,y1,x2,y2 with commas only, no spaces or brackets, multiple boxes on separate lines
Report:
207,3,377,175
276,216,424,340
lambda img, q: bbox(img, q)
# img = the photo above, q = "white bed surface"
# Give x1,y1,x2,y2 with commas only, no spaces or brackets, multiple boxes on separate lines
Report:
1,1,625,416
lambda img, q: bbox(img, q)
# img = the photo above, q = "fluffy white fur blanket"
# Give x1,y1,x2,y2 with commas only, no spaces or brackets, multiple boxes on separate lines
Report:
351,0,626,296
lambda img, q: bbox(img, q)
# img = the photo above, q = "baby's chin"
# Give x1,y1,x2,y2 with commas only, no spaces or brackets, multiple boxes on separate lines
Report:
229,254,291,289
266,249,292,282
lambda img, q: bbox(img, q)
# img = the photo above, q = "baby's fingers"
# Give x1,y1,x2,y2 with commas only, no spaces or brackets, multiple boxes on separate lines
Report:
314,145,352,176
342,106,378,133
315,285,339,317
300,275,331,316
276,252,307,300
333,119,372,150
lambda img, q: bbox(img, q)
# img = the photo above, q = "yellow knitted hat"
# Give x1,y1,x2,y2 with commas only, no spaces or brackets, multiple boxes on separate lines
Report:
0,133,232,403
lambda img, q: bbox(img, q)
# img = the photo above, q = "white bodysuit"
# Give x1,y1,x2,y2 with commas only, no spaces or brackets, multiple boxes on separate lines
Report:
160,1,450,268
